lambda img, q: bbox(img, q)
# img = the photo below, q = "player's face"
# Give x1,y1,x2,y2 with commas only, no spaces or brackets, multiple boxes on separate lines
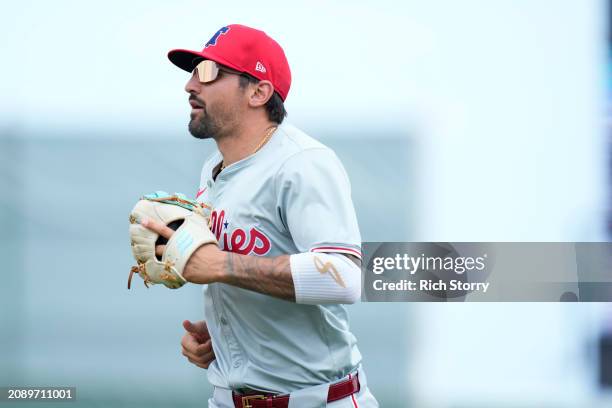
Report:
185,65,244,140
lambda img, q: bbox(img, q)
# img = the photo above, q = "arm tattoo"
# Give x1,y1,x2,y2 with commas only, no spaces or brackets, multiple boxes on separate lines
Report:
223,253,296,302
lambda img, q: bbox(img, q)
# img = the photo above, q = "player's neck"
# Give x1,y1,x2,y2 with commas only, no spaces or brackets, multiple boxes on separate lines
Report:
216,118,277,167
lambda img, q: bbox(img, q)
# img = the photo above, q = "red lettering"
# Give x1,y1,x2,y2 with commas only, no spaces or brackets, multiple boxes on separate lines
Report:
215,210,225,241
210,211,217,235
250,228,271,255
222,231,229,251
208,209,272,256
230,229,250,254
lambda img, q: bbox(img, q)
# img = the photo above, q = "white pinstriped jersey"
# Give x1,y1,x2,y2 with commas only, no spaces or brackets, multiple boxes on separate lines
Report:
195,122,363,394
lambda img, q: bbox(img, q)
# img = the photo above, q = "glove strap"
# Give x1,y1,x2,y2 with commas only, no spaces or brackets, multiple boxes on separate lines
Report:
163,211,217,276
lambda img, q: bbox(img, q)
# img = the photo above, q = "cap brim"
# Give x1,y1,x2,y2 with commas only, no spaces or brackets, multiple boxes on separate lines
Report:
168,49,206,72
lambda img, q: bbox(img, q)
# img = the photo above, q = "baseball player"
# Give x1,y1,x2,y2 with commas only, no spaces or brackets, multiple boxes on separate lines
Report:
136,24,379,407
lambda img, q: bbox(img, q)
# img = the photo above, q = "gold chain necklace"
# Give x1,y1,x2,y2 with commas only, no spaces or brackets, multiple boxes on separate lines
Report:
219,126,277,172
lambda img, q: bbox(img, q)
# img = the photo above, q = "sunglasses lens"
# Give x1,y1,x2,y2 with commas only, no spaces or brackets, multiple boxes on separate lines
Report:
194,60,219,83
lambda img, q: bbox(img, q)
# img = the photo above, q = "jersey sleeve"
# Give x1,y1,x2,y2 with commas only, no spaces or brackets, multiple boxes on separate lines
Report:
275,148,362,259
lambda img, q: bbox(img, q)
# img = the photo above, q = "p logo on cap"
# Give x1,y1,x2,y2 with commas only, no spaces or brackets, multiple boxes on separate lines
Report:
205,26,230,48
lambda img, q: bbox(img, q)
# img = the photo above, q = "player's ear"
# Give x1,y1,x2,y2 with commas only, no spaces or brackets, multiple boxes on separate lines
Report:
248,80,274,108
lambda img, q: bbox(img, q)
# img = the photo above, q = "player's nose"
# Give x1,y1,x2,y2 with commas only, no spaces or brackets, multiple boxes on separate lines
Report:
185,71,201,94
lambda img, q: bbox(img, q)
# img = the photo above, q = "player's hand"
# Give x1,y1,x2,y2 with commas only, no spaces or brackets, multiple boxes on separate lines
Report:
181,320,215,369
141,217,226,284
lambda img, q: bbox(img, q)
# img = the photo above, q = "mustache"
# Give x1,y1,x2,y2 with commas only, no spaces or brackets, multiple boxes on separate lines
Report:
189,95,206,108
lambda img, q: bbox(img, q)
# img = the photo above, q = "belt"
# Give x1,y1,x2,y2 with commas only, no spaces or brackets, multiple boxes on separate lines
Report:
232,373,360,408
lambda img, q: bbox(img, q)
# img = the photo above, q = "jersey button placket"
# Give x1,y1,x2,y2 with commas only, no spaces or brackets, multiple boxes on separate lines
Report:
217,295,247,386
214,290,245,385
222,321,244,374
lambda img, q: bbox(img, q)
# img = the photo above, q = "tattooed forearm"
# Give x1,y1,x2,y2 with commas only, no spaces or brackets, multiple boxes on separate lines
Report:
221,253,296,302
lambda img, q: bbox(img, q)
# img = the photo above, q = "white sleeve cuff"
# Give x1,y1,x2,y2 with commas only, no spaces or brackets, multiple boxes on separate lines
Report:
290,252,361,305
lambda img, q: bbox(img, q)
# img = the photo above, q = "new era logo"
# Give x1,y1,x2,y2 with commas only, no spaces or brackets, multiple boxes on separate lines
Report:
255,61,267,73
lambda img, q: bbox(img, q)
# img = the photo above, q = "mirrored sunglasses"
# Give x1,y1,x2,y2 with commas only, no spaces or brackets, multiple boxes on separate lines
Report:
193,60,242,83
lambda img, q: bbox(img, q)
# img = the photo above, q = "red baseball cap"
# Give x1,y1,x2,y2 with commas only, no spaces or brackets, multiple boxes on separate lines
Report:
168,24,291,101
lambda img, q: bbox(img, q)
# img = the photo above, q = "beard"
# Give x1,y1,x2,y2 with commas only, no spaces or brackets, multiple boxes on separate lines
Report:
188,106,224,140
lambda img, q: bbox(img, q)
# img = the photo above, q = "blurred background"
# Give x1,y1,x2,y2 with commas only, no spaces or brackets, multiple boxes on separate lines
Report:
0,0,610,407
